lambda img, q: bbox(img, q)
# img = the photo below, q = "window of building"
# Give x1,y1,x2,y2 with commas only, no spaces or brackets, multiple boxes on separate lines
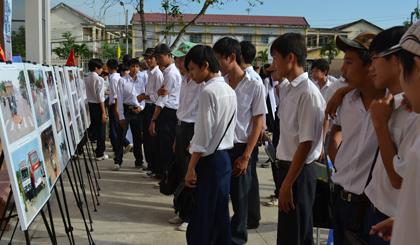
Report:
319,36,329,46
83,33,90,41
244,35,252,42
190,34,202,43
261,35,269,44
307,36,312,47
312,36,317,46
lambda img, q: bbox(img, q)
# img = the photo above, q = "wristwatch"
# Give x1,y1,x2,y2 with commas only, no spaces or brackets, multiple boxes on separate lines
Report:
151,118,157,122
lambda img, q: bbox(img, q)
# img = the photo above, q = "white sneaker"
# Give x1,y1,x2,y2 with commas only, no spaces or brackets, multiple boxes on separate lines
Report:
138,168,148,173
267,197,278,207
177,222,188,231
143,171,154,178
112,164,120,171
168,216,183,224
154,183,160,189
123,144,133,154
96,154,109,161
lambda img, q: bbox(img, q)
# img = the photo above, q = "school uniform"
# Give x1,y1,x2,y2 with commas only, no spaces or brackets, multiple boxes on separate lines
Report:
85,71,106,157
331,89,381,245
324,77,347,103
186,76,237,245
244,66,262,83
225,72,267,245
313,79,333,100
142,66,163,173
153,63,181,178
114,74,145,167
390,114,420,244
275,72,325,245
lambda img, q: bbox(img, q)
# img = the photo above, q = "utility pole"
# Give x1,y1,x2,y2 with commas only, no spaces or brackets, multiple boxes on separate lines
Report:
126,9,129,54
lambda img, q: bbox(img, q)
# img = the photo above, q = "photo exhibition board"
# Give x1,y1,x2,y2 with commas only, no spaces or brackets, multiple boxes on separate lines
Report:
63,67,82,145
0,63,51,230
43,66,70,171
73,69,88,133
76,68,90,129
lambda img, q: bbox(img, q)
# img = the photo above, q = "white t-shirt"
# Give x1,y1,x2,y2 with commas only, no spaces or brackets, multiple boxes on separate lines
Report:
176,75,204,123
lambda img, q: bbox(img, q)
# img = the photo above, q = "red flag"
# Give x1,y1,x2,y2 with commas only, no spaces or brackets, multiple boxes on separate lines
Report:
66,48,76,66
0,44,6,61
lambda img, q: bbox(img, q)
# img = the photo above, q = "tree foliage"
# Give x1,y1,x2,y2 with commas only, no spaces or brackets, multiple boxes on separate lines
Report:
403,7,420,27
320,40,340,64
99,41,129,59
257,48,268,63
11,25,26,57
52,31,91,59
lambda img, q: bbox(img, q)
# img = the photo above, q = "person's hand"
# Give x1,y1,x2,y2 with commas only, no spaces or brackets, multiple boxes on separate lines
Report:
370,217,394,242
101,113,107,123
232,155,249,177
157,85,168,97
149,122,157,137
119,119,126,128
259,130,272,146
278,185,295,213
173,141,176,153
137,94,146,102
185,167,197,188
401,93,413,113
115,108,119,120
317,146,325,162
325,90,345,119
132,106,141,114
371,93,394,129
186,144,191,151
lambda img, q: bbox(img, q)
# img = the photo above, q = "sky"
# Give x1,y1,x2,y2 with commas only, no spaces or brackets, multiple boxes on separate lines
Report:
45,0,419,30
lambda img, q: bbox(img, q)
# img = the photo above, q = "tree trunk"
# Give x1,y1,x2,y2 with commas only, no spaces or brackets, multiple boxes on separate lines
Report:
170,0,214,50
139,0,147,52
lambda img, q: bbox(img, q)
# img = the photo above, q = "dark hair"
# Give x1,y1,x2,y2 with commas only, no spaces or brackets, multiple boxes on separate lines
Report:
240,41,256,64
270,33,307,67
253,65,259,70
311,59,330,75
185,45,219,73
260,63,271,80
122,54,132,64
127,58,140,67
107,59,119,70
117,64,128,73
399,49,416,82
88,59,103,72
347,47,372,66
370,26,408,59
213,37,241,65
140,60,149,70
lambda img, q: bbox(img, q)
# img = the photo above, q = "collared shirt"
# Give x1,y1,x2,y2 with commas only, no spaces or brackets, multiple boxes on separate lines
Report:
137,70,148,86
313,79,332,100
145,66,164,104
365,93,410,217
189,76,237,157
244,66,262,83
390,114,420,244
108,73,121,105
117,74,146,120
275,79,288,109
225,71,267,144
331,89,383,195
156,64,182,109
275,72,325,164
176,75,205,123
263,77,278,119
324,77,347,103
85,72,105,103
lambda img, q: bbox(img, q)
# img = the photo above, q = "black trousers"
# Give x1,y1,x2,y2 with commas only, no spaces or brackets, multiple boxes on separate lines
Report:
88,103,106,157
114,105,143,166
175,121,195,222
247,146,261,228
142,103,156,169
271,109,280,196
153,107,177,178
277,164,316,245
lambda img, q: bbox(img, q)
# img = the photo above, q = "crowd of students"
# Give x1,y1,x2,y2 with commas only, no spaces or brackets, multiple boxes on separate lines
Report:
83,21,420,245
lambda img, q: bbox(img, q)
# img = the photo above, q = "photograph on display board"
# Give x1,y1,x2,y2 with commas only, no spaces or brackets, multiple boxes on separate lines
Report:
52,102,63,134
0,69,36,144
58,70,67,96
65,98,71,122
57,131,70,169
69,124,76,150
40,125,60,188
79,70,86,99
84,99,91,125
27,69,51,127
45,71,57,102
68,70,76,93
75,73,83,100
76,116,83,140
72,94,79,116
79,101,86,130
11,137,50,229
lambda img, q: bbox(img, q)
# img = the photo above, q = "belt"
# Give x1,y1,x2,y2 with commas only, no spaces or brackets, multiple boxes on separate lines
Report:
230,143,247,150
338,186,361,203
275,160,314,169
370,203,389,219
146,102,154,106
177,120,194,127
123,104,138,110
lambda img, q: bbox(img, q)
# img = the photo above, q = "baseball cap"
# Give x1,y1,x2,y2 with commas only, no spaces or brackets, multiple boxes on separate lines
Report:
151,43,172,57
265,65,274,71
379,20,420,57
171,42,196,57
102,66,109,73
336,32,377,52
143,48,155,56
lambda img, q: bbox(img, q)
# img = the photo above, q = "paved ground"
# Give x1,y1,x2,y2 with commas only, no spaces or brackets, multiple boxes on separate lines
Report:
2,141,332,244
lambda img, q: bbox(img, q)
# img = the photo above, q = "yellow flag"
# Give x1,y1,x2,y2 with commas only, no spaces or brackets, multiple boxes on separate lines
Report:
117,44,121,59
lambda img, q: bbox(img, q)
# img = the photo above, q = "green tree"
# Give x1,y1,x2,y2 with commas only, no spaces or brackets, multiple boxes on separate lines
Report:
11,25,26,57
320,40,340,64
403,7,420,27
99,41,129,59
73,44,91,58
257,48,268,63
52,32,91,59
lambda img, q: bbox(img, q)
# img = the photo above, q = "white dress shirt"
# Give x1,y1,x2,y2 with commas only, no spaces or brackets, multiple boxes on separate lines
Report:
155,64,182,109
189,76,237,157
313,79,332,100
176,75,205,123
244,66,262,83
137,70,148,85
263,77,278,119
117,74,146,120
108,73,121,106
225,72,267,144
331,89,382,195
85,72,105,103
145,66,164,104
324,77,347,103
275,79,288,109
390,114,420,244
364,93,410,217
275,72,325,164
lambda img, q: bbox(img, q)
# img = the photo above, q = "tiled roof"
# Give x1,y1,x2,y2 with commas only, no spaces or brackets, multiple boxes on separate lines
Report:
51,2,105,26
132,13,308,26
333,19,383,31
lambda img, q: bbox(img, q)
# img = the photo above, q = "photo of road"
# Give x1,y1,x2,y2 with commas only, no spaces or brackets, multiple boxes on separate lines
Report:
0,69,36,144
46,71,57,102
40,125,60,188
52,102,63,134
27,69,51,127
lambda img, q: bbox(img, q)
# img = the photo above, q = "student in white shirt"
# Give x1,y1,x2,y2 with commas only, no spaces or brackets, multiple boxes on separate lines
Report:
328,32,385,244
137,48,164,176
149,43,182,179
184,45,237,245
85,59,108,160
214,37,267,245
112,59,145,171
271,33,325,245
